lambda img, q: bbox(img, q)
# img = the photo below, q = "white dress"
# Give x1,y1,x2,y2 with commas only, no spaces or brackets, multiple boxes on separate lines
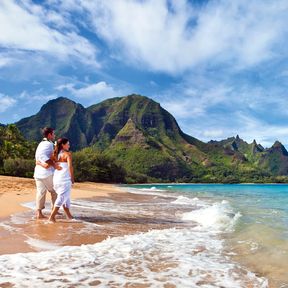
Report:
53,151,72,208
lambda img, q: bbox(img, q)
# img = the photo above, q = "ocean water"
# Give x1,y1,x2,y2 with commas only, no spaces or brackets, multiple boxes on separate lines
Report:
0,184,287,287
127,184,288,287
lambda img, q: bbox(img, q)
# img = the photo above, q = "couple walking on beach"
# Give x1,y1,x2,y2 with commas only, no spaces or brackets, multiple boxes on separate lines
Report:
33,127,74,222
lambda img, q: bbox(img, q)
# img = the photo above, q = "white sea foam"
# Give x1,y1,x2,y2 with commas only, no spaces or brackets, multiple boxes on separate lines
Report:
21,201,36,210
125,186,169,197
171,195,200,205
0,222,19,232
71,199,164,216
25,237,60,251
0,228,267,288
182,200,242,232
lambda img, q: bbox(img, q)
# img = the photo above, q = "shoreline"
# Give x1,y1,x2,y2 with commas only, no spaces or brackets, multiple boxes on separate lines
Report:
0,177,271,287
0,176,285,287
129,182,288,185
0,175,123,219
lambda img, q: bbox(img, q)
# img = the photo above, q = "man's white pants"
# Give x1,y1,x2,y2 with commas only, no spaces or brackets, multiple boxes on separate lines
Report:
35,175,57,210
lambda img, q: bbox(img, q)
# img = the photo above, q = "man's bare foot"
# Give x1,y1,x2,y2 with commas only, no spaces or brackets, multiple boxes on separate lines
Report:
36,211,47,219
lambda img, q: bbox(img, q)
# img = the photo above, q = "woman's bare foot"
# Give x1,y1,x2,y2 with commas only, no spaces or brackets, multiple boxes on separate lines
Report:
48,216,56,223
48,206,60,222
63,207,73,219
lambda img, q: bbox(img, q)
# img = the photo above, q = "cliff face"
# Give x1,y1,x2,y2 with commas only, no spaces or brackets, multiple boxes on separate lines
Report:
15,95,288,182
258,141,288,175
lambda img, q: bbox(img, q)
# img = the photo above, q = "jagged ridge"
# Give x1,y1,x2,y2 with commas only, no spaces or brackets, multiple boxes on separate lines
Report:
15,95,288,182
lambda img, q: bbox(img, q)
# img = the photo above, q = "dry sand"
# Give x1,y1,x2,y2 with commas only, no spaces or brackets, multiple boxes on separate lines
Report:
0,175,123,219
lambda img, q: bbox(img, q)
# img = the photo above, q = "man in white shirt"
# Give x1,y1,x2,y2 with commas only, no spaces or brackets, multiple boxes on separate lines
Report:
34,127,59,219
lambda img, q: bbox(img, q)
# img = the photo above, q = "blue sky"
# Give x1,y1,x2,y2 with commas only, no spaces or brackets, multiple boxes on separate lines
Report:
1,0,288,147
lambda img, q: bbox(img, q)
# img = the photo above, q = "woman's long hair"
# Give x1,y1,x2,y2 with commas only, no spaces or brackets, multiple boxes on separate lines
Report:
53,137,69,160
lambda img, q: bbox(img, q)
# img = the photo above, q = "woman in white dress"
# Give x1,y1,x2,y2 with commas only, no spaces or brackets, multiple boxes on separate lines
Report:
38,137,74,222
50,137,74,222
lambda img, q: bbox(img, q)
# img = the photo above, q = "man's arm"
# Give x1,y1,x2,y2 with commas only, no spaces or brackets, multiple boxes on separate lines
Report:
36,142,61,170
36,160,49,168
36,142,53,163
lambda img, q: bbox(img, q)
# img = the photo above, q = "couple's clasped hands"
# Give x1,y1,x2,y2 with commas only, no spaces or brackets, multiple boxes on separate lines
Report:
35,161,74,184
35,160,62,171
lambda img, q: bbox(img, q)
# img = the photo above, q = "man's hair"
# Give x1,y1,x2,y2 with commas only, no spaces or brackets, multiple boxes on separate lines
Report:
42,127,54,138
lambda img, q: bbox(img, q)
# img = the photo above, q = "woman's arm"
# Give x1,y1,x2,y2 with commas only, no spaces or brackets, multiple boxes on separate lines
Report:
67,152,75,184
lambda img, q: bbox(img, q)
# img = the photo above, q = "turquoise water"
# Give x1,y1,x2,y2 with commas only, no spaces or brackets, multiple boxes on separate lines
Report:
130,183,288,232
128,184,288,287
1,183,287,287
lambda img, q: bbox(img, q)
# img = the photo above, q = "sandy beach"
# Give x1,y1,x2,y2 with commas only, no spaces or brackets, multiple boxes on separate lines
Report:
0,175,130,255
0,177,279,287
0,175,123,219
0,176,183,257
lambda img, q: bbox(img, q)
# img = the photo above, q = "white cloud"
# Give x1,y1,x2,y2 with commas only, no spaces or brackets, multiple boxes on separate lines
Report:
18,90,57,102
158,75,288,147
74,82,118,99
231,112,288,147
161,84,232,119
76,0,288,74
0,56,13,68
203,129,224,138
57,81,124,101
176,111,288,148
0,94,16,112
0,0,97,65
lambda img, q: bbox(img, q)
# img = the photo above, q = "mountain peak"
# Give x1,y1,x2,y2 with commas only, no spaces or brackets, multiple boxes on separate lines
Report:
272,140,283,147
48,96,76,104
39,96,80,111
270,141,288,156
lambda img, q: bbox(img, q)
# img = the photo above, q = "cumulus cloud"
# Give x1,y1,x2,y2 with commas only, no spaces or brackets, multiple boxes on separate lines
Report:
0,94,16,112
177,109,288,148
18,90,57,102
158,73,288,147
74,0,288,74
0,0,97,65
57,81,124,101
0,57,12,68
161,84,232,119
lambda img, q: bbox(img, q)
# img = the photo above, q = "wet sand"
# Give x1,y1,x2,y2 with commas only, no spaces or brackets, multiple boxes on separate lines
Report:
0,187,191,255
0,176,186,256
0,175,126,254
0,179,267,288
0,176,279,287
0,175,123,219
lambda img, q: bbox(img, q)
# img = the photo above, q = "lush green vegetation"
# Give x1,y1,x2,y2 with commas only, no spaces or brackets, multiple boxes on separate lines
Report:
73,147,126,183
1,95,288,184
0,125,126,182
0,124,37,177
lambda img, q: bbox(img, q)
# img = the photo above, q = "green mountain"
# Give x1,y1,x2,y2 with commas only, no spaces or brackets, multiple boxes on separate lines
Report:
14,95,288,183
16,95,206,181
16,97,93,150
258,141,288,175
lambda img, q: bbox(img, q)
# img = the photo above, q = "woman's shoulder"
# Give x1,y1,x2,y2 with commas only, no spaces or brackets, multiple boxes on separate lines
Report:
63,151,72,158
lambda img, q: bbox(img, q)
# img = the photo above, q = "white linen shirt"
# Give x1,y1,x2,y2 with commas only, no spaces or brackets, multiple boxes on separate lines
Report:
34,140,55,179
